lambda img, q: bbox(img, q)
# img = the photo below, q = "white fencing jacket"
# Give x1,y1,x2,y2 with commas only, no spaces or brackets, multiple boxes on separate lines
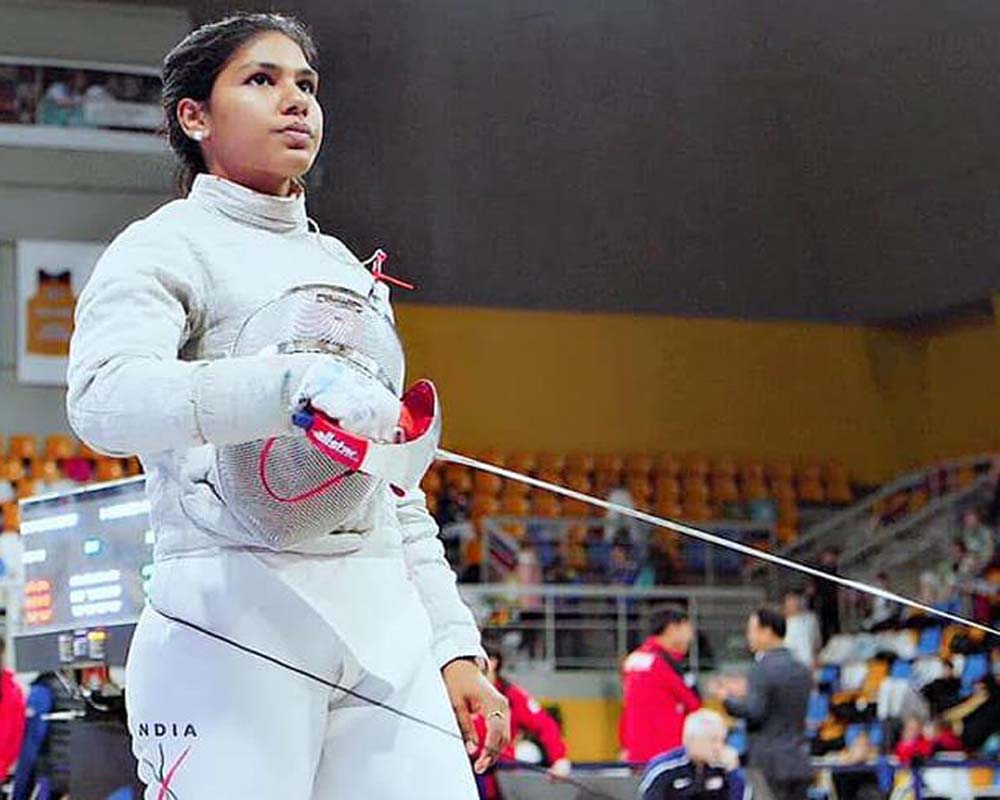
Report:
66,173,484,671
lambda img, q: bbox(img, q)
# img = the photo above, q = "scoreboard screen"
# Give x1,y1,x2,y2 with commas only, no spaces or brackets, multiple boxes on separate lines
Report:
17,476,153,637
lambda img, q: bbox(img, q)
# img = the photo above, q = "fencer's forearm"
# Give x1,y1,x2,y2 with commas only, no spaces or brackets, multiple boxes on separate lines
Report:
398,489,487,668
67,353,316,457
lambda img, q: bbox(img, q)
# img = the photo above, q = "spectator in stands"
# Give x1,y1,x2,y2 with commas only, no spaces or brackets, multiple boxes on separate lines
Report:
921,658,962,716
637,709,747,800
901,571,945,628
473,644,571,799
861,571,901,633
0,639,25,783
960,508,995,573
620,606,701,762
783,588,821,668
895,716,931,765
711,607,813,800
807,547,841,643
608,543,639,585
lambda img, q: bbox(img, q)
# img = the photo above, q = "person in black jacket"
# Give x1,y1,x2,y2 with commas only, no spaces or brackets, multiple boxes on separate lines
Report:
710,608,813,800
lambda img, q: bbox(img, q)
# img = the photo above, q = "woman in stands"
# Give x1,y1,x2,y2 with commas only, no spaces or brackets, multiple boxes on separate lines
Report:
66,13,507,798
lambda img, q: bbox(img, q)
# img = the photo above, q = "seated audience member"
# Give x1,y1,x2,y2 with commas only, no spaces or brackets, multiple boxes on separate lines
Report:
861,572,901,632
895,717,932,765
783,588,821,668
920,658,962,716
960,508,995,573
638,710,747,800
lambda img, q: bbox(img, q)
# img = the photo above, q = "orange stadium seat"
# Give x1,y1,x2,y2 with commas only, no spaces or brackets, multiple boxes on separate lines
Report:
709,474,740,503
949,465,976,490
532,494,562,518
772,481,797,503
424,493,439,517
476,450,505,467
506,452,535,474
29,459,60,484
681,501,713,522
444,464,473,493
682,476,709,503
0,459,25,483
500,495,530,516
562,498,592,517
592,468,620,498
824,461,853,504
1,502,18,532
7,434,37,461
711,456,737,478
654,496,683,519
654,454,681,478
594,454,623,473
765,461,794,484
565,471,592,494
94,459,125,483
473,471,502,496
123,456,143,476
16,479,39,500
626,475,652,506
776,523,798,545
501,478,530,499
535,453,565,474
44,433,75,460
654,474,681,501
682,455,710,479
907,489,929,514
471,494,500,520
420,470,442,496
624,454,653,477
75,440,100,460
797,465,825,503
565,453,595,474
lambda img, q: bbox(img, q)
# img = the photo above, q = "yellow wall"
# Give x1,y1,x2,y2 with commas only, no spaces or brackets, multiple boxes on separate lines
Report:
393,303,999,482
396,304,902,483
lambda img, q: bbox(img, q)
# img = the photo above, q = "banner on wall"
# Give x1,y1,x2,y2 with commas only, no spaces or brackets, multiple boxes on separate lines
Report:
16,240,105,385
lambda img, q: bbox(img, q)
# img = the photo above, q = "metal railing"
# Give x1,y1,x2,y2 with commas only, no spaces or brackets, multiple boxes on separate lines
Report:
776,454,999,569
479,515,775,585
459,583,765,671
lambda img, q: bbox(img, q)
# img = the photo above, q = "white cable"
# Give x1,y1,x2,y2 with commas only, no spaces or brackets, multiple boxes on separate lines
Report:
437,449,1000,638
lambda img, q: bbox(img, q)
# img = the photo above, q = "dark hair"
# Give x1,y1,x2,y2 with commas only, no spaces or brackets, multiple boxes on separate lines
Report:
784,587,804,599
649,605,690,636
161,12,319,195
484,641,504,676
752,607,786,638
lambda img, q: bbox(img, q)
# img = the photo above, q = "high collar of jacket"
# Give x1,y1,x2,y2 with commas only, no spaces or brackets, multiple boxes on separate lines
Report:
189,173,309,235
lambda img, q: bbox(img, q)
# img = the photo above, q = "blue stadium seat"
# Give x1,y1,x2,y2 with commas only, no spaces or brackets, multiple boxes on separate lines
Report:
806,692,829,730
890,659,913,679
961,653,989,696
817,664,840,690
726,726,747,755
844,724,865,747
917,627,943,656
868,722,884,748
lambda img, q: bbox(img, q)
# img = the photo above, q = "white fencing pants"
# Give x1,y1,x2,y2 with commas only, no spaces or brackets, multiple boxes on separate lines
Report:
124,549,478,799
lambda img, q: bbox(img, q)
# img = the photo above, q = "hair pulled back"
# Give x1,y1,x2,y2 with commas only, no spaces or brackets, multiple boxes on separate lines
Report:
161,12,318,195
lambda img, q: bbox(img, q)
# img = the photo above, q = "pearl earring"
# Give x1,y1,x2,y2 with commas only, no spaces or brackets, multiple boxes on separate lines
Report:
191,131,204,142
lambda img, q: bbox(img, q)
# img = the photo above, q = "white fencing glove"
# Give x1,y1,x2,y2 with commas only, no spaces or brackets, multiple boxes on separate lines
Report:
292,357,401,442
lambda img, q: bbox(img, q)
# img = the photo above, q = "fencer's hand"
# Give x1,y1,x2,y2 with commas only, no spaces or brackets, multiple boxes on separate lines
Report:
292,358,400,442
547,758,572,781
441,659,510,774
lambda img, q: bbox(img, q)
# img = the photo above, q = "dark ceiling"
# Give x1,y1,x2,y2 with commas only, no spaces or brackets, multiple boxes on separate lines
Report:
90,0,1000,321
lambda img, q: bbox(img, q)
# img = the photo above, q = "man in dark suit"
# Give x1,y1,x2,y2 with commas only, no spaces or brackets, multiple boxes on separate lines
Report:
709,608,813,800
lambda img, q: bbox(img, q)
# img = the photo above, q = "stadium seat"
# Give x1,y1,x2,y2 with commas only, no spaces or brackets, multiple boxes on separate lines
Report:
564,453,594,474
1,502,18,532
594,454,624,473
473,470,502,495
626,475,652,506
654,474,681,501
654,496,683,519
471,494,500,519
535,453,565,474
682,476,709,503
94,459,125,483
16,479,39,499
796,465,825,503
420,470,442,496
76,440,100,459
532,494,562,518
806,692,829,731
476,449,505,467
8,434,38,461
0,459,25,483
654,454,681,477
624,454,653,479
565,471,592,494
501,478,530,499
709,474,739,503
562,498,591,517
771,481,796,503
765,461,794,484
44,433,75,460
682,454,710,479
29,459,59,483
961,653,989,696
444,464,473,493
917,627,943,657
890,659,914,680
500,495,530,516
424,493,439,517
506,452,535,474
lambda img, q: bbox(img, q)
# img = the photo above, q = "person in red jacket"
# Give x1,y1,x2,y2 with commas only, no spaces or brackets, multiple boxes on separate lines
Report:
0,639,25,780
473,644,571,799
620,605,701,762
